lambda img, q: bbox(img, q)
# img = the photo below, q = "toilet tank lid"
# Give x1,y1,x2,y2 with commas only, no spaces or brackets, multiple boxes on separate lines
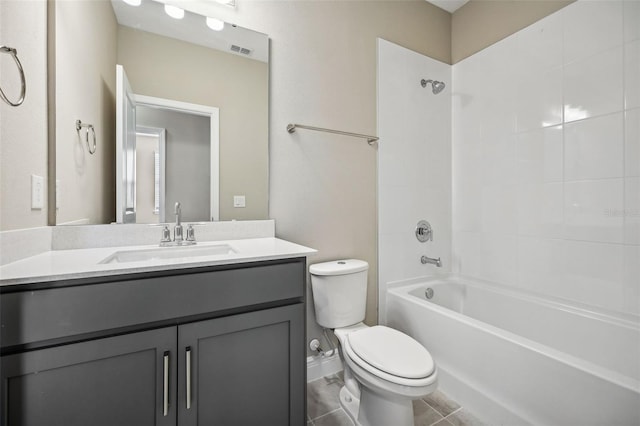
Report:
309,259,369,276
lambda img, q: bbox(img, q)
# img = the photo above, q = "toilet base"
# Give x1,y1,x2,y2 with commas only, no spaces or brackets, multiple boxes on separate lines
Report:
339,386,360,425
339,385,415,426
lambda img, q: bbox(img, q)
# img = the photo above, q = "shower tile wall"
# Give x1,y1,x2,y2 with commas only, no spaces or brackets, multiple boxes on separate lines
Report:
452,0,640,316
377,39,452,323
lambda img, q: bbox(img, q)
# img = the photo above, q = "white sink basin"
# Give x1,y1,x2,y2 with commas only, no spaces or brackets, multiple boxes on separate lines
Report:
99,244,236,264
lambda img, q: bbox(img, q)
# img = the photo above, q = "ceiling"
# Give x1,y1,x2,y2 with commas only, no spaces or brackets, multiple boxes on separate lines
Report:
427,0,469,13
110,0,268,62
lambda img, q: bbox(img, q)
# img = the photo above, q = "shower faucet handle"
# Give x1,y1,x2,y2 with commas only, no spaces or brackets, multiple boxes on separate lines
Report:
415,220,433,242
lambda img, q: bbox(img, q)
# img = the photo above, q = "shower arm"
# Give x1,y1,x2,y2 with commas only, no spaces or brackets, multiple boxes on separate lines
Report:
421,79,433,88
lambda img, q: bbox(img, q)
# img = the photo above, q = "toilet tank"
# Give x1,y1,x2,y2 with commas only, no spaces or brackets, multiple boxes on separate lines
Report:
309,259,369,329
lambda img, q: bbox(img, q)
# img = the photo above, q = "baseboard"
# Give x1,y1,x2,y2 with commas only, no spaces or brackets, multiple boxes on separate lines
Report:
306,351,343,382
57,218,90,226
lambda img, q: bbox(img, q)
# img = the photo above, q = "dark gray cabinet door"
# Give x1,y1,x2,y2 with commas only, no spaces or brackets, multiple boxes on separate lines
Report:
1,327,177,426
178,304,305,426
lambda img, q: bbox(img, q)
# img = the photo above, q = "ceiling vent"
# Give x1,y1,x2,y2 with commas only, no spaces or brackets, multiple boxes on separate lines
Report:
230,44,252,56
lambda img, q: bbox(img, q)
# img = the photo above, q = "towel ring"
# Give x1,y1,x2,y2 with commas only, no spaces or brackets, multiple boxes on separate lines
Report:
76,120,97,155
0,46,26,107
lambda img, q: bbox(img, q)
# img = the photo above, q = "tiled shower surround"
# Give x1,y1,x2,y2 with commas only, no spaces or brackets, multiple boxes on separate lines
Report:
380,0,640,321
377,39,452,323
452,0,639,317
378,1,639,422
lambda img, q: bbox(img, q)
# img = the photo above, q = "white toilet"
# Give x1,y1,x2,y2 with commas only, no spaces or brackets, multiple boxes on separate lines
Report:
310,259,437,426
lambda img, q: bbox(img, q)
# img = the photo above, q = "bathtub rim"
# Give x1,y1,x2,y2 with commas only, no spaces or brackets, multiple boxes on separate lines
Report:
387,273,640,330
386,278,640,394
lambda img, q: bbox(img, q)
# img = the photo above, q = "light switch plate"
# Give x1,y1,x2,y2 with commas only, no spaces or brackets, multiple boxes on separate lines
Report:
233,195,246,208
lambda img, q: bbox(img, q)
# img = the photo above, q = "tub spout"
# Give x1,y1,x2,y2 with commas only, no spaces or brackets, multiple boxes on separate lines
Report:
421,255,442,267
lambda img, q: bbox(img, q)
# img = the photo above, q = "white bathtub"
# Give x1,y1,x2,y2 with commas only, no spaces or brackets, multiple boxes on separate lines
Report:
386,276,640,425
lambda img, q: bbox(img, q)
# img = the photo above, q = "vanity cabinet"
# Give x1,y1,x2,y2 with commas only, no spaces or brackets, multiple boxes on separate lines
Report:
1,258,306,426
178,304,303,426
1,327,177,426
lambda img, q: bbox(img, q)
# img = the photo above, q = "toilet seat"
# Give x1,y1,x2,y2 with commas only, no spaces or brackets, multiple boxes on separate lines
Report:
344,326,435,387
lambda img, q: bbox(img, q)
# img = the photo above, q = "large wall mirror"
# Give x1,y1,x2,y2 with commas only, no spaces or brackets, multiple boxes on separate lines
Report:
53,0,269,225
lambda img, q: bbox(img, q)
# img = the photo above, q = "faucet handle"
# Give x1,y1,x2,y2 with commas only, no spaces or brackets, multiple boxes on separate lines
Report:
415,220,433,242
160,225,172,246
185,224,196,244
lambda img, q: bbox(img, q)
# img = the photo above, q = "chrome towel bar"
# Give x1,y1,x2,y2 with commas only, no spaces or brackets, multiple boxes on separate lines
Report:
287,123,379,145
0,45,26,107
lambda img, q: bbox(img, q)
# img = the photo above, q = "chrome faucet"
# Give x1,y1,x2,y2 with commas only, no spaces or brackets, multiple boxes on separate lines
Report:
174,202,183,244
159,202,196,246
421,255,442,267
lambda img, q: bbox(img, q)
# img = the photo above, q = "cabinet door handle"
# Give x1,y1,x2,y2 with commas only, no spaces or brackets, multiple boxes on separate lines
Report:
186,346,192,410
163,351,170,416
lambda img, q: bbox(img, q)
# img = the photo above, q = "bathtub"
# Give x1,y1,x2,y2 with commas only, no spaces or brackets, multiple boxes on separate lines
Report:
386,276,640,425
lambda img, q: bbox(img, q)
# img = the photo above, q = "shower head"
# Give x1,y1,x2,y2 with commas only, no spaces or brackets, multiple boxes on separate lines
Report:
421,79,446,94
432,81,446,94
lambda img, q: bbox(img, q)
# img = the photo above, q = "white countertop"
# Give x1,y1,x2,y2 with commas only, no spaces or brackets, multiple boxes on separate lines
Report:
0,238,316,287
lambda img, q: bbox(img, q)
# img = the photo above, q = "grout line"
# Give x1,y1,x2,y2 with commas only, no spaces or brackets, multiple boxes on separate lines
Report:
310,407,344,422
441,406,464,422
423,396,463,419
430,417,451,426
423,400,447,418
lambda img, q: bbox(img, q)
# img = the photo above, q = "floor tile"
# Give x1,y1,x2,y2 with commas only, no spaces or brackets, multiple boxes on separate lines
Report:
307,375,344,419
422,390,462,417
313,409,354,426
445,408,487,426
432,419,455,426
413,399,445,426
306,372,478,426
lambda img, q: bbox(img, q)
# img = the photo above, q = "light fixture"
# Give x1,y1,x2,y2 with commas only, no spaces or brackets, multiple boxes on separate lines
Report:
206,17,225,31
122,0,142,5
164,4,185,19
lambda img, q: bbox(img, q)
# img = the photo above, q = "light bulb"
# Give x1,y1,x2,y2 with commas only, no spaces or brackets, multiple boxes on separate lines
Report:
164,4,184,19
206,17,225,31
122,0,142,5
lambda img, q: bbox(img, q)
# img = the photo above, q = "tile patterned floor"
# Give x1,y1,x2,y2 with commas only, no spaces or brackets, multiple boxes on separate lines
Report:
307,373,485,426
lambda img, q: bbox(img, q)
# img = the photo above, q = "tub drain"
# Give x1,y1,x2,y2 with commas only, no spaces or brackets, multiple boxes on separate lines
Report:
425,288,434,299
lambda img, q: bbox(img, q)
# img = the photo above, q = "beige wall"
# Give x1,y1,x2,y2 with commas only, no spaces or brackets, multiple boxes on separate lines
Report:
136,106,212,222
0,0,48,231
452,0,575,63
117,26,269,221
55,0,117,225
215,0,451,349
1,0,572,352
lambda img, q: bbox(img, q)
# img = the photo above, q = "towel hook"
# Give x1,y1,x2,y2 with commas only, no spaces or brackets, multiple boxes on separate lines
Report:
0,46,26,107
76,120,97,155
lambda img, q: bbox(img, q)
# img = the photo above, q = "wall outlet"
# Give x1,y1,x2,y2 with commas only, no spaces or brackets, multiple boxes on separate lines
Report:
233,195,246,208
31,175,44,210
